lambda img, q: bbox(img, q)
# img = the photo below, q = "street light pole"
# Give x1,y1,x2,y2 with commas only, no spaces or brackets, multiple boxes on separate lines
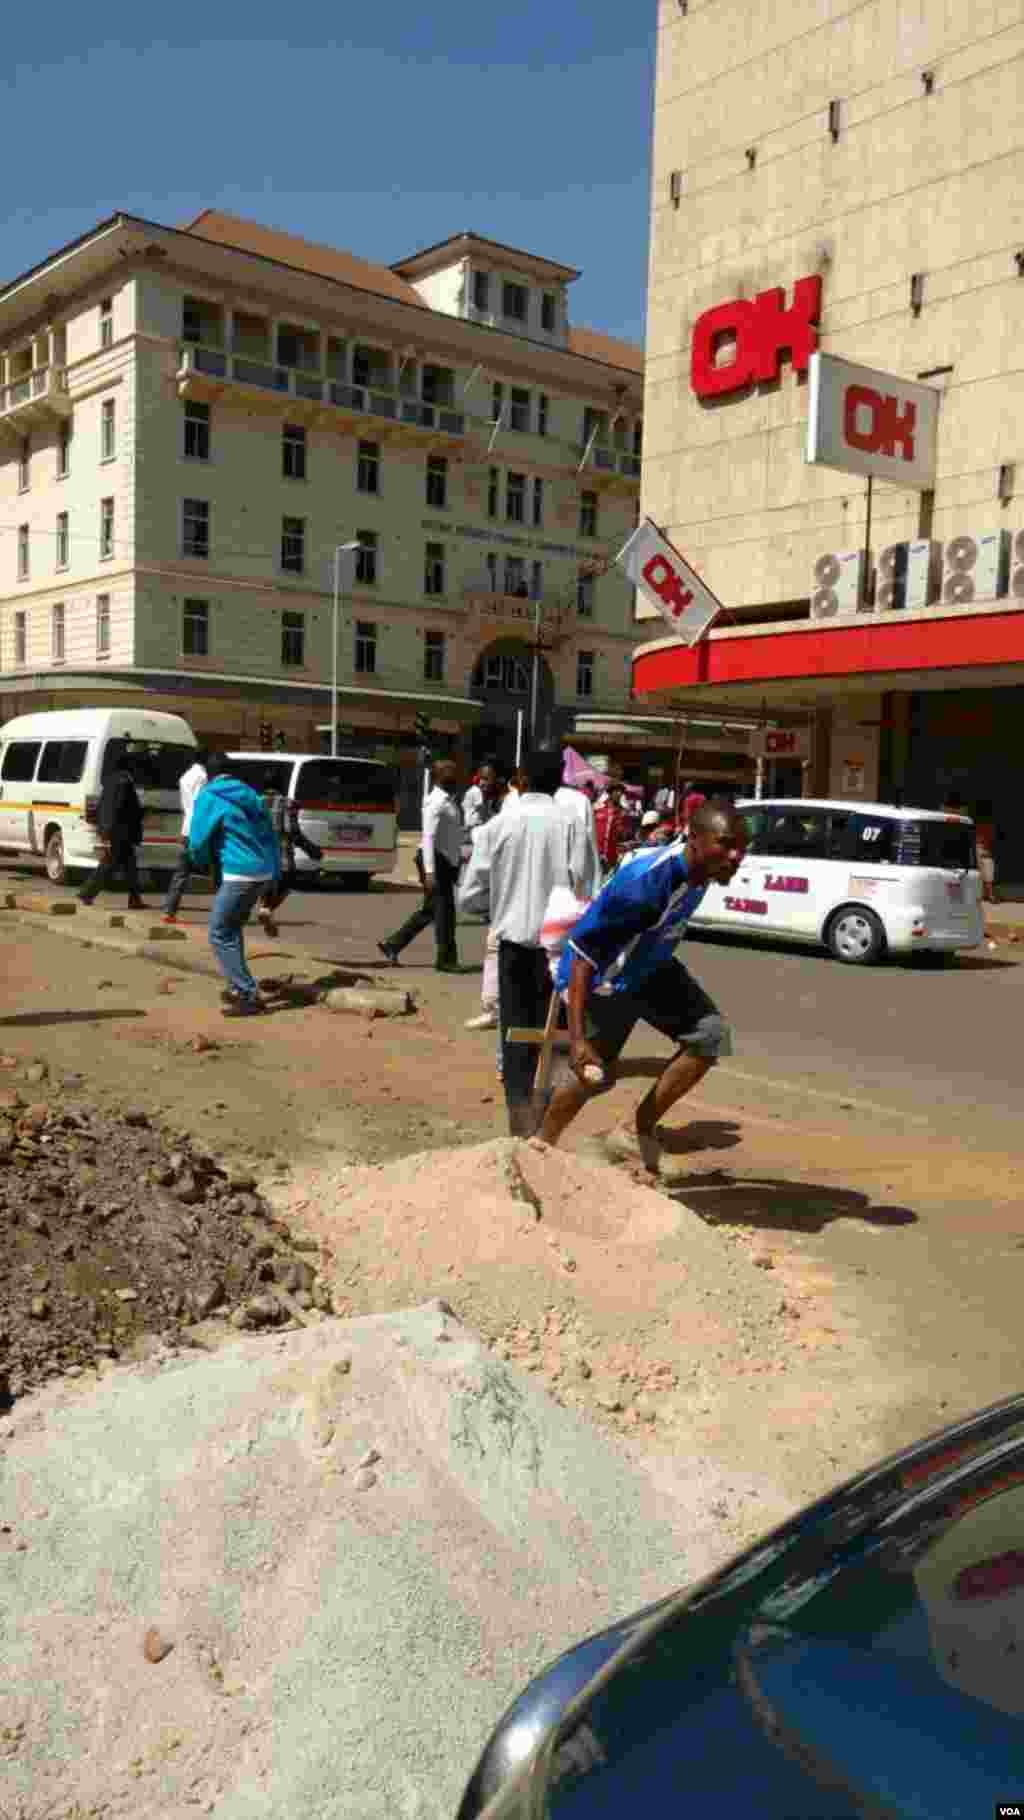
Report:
331,541,362,758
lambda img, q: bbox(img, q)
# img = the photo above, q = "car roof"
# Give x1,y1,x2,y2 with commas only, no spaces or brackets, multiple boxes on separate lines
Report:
735,798,972,823
224,750,388,765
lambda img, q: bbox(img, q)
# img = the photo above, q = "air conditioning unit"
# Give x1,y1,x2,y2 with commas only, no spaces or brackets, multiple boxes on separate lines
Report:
811,550,867,619
1009,528,1024,600
876,542,908,611
906,539,941,610
941,529,1009,605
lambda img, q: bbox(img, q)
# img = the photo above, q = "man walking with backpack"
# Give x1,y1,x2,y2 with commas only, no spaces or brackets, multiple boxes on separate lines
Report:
186,754,281,1016
78,751,147,909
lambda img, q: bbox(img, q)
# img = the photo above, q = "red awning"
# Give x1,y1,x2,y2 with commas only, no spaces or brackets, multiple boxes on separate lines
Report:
633,605,1024,703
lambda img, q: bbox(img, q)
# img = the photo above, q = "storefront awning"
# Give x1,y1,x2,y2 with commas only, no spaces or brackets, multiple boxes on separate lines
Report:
633,600,1024,711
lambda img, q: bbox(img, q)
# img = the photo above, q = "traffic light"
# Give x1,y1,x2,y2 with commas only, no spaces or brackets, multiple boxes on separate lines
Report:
258,719,272,751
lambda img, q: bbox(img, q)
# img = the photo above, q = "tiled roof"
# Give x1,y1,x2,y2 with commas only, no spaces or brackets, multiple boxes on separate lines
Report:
568,325,644,376
183,210,427,310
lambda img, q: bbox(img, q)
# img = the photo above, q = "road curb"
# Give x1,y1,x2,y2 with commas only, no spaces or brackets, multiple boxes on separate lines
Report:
17,911,224,980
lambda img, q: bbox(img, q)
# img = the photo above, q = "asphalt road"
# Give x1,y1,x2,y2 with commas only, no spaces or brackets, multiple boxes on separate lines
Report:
259,871,1024,1152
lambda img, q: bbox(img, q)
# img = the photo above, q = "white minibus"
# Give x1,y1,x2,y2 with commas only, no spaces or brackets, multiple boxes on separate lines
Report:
224,752,399,887
0,708,198,885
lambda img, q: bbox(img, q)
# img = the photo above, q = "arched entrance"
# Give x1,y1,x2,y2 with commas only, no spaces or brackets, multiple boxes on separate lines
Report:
469,638,556,765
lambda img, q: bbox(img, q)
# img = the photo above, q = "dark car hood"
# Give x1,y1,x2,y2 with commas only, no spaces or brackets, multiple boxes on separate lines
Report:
459,1393,1024,1819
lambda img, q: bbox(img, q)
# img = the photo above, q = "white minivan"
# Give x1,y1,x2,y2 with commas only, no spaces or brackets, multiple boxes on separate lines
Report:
0,708,198,885
225,752,399,887
690,798,983,964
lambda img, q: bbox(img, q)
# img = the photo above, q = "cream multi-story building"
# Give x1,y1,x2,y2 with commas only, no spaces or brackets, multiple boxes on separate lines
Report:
637,0,1024,880
0,209,646,792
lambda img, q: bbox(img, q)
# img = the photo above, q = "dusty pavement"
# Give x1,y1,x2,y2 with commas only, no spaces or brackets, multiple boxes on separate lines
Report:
3,899,1024,1524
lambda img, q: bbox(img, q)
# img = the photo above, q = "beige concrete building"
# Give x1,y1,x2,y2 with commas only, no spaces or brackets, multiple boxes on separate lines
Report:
638,0,1024,881
0,209,649,799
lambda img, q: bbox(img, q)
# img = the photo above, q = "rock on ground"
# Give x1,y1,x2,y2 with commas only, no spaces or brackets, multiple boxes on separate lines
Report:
0,1302,747,1819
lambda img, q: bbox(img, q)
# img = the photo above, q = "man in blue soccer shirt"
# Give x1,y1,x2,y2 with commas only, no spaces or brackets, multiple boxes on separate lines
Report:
539,799,747,1173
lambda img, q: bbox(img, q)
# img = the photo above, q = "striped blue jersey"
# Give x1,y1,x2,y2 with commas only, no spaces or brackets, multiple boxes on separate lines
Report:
555,840,706,996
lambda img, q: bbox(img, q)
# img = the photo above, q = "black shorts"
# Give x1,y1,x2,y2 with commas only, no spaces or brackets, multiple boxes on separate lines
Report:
585,959,732,1067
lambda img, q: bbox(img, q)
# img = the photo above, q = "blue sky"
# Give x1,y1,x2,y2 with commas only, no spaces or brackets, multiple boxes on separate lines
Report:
2,5,655,345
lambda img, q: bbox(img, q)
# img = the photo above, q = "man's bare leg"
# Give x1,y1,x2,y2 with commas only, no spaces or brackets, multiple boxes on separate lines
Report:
538,1076,591,1148
540,1049,715,1155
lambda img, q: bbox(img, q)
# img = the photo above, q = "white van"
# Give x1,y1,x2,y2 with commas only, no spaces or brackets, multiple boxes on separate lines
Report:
690,798,983,964
0,708,198,885
225,752,398,887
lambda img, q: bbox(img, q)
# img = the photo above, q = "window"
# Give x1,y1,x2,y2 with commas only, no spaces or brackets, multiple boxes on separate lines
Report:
183,498,209,559
99,497,115,560
424,629,445,682
57,422,71,478
357,439,380,494
37,739,88,784
579,491,598,538
828,811,899,866
899,818,976,871
281,515,305,575
354,619,376,674
184,401,210,461
182,297,203,343
504,556,527,597
472,271,490,312
744,808,829,861
479,653,529,693
532,476,544,527
502,281,528,322
541,292,557,333
422,364,454,407
577,573,595,617
634,421,644,457
486,552,499,592
17,437,30,492
538,394,549,438
576,650,595,698
531,559,543,600
51,602,65,663
281,610,305,667
491,381,505,423
13,612,26,666
509,387,531,432
101,398,116,461
17,524,29,579
355,530,377,586
56,511,69,570
183,598,209,657
487,466,499,519
424,542,445,596
506,472,526,523
1,738,40,780
282,423,306,480
96,593,110,658
426,455,448,509
99,297,113,348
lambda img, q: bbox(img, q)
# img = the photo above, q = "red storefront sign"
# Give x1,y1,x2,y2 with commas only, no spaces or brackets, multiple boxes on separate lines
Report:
691,276,822,400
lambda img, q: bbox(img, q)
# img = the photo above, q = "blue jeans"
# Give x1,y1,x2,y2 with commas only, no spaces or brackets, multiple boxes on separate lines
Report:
208,879,267,1000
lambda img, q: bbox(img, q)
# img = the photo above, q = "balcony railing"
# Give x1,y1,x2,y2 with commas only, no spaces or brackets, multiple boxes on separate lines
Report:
179,347,466,437
577,442,643,481
0,365,72,424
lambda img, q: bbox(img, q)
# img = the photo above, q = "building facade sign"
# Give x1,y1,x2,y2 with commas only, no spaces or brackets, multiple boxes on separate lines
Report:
806,352,940,490
617,517,722,642
690,276,822,400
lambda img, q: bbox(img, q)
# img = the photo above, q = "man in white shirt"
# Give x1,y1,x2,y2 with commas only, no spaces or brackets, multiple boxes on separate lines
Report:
554,779,600,900
161,747,209,923
459,745,589,1135
380,759,463,971
462,760,499,840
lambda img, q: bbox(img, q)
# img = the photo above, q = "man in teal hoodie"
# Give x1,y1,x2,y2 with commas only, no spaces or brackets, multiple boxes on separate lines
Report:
187,754,281,1016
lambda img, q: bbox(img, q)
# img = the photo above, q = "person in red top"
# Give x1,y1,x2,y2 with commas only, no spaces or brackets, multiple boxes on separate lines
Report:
594,773,627,877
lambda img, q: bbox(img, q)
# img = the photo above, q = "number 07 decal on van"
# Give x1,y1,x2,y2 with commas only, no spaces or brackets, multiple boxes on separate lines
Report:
690,798,983,965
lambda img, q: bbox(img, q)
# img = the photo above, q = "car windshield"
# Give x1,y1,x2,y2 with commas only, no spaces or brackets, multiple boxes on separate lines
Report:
899,819,976,871
227,757,293,796
102,739,196,793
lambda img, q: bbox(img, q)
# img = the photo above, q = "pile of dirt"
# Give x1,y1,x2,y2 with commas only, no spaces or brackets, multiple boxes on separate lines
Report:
0,1066,332,1399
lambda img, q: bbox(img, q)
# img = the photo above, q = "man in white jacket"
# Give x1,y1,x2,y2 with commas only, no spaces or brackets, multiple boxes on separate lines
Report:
161,747,209,923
